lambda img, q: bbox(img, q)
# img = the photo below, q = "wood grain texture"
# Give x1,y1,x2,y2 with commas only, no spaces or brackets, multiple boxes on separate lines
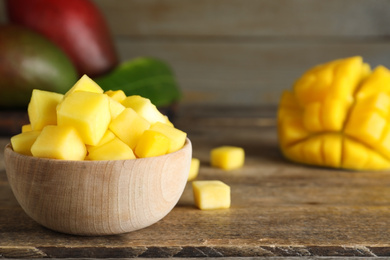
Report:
3,139,191,236
90,0,390,106
1,1,390,106
93,0,390,37
2,106,390,258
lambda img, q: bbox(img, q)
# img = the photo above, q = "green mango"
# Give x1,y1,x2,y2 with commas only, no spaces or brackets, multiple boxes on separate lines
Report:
94,57,181,107
0,25,78,108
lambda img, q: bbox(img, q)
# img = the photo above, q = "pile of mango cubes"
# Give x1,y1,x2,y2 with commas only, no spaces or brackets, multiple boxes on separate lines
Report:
11,75,186,161
11,74,247,211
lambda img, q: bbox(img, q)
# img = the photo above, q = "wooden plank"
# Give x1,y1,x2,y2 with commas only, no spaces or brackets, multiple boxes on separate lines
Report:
0,1,5,24
93,0,390,37
2,107,390,257
116,40,390,105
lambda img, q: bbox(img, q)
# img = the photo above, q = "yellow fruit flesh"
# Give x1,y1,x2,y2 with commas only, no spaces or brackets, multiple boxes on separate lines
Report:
122,95,172,126
210,146,245,170
150,122,187,153
64,74,103,97
192,180,231,210
28,89,63,131
10,75,187,161
278,56,390,170
10,130,41,156
134,130,170,158
107,96,125,119
31,125,86,160
57,91,111,146
105,90,126,103
21,124,32,133
109,108,151,149
87,137,136,160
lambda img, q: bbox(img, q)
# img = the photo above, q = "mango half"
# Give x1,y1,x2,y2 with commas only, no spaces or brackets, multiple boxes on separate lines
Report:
278,56,390,170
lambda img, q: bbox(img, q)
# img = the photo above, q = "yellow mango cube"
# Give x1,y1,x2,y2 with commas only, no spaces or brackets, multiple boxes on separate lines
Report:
86,130,116,154
27,89,63,130
109,108,150,149
122,95,172,125
87,137,136,160
211,146,245,170
192,180,231,210
57,91,111,146
21,124,32,133
105,90,126,103
150,122,187,153
108,97,125,119
10,130,41,156
134,130,170,158
31,125,86,160
64,74,103,97
94,130,116,146
188,158,200,181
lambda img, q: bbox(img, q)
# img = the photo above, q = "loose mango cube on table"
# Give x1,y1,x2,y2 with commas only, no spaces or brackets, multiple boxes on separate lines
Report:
10,74,187,161
192,180,231,210
278,56,390,170
210,146,245,170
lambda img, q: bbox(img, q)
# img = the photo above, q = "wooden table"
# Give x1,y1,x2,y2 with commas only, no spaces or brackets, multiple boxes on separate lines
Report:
1,106,390,258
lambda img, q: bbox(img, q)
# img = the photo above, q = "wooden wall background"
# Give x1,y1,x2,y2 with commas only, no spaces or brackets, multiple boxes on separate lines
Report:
2,0,390,106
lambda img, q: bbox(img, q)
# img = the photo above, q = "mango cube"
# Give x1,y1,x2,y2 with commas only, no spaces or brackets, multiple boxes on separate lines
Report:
94,130,116,146
105,90,126,103
57,91,111,146
64,74,103,97
10,130,41,156
21,124,32,133
188,158,200,181
122,95,172,125
150,122,187,153
134,130,170,158
109,108,150,149
211,146,245,170
192,180,231,210
108,97,126,119
86,130,116,154
87,137,136,160
28,89,63,130
31,125,86,160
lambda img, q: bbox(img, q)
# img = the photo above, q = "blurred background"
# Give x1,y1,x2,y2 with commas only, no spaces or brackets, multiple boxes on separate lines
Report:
1,0,390,107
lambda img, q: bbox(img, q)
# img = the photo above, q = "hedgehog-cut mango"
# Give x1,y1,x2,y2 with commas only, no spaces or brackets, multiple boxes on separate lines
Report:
278,56,390,170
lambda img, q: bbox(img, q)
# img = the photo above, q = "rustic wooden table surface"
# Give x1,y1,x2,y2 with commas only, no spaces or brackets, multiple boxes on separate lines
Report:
1,106,390,258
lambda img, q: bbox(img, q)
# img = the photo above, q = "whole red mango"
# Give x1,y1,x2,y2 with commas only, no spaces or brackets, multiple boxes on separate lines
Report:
6,0,119,77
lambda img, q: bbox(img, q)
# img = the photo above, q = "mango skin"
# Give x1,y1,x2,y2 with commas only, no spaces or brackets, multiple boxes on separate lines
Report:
278,56,390,171
6,0,118,77
0,25,78,108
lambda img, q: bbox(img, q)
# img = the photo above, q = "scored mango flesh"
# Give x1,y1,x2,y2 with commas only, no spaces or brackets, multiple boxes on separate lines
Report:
278,56,390,170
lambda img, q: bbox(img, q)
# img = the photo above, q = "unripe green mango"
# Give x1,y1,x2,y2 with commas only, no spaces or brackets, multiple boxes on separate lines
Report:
0,25,78,108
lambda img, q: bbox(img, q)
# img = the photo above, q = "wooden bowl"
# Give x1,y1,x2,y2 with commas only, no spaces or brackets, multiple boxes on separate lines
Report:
4,138,192,236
